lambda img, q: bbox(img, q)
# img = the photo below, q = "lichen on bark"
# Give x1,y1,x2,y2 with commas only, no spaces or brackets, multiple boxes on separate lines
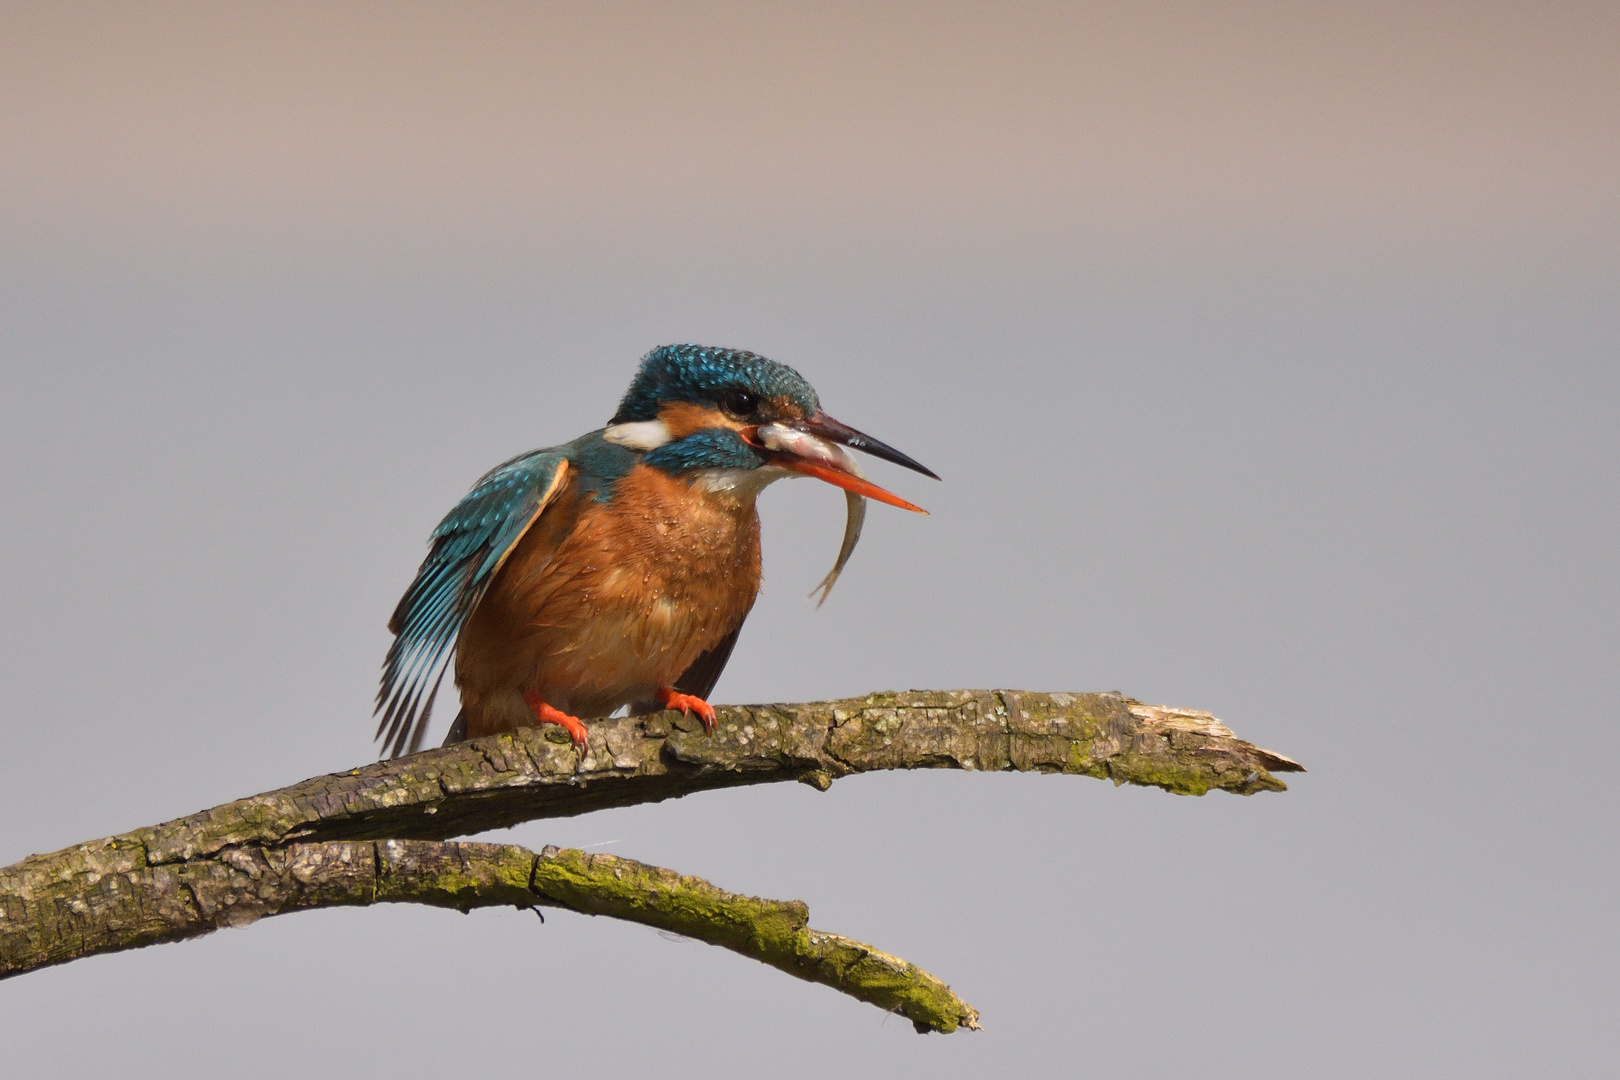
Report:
0,689,1299,1031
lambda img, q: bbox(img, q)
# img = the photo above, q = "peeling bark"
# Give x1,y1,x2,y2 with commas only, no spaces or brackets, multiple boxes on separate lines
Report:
0,690,1299,1031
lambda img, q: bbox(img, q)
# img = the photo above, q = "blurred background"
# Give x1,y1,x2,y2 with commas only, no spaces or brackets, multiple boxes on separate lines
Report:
1,3,1615,1076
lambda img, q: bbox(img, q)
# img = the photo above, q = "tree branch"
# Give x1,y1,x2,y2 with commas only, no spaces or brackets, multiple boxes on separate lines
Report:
1,838,980,1032
0,690,1299,1030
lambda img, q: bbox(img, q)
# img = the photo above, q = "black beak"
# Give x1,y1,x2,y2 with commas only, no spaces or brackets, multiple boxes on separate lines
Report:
798,412,940,480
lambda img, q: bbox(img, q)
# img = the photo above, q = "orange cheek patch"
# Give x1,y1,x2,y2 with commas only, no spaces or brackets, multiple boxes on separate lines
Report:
657,397,804,435
657,400,742,438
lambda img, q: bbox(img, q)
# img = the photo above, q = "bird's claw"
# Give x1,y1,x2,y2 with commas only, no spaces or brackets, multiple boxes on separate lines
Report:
657,687,718,733
557,715,589,747
524,691,590,748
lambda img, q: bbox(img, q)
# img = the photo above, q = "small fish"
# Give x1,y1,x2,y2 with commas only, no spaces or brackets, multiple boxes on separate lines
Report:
754,423,878,607
810,489,866,608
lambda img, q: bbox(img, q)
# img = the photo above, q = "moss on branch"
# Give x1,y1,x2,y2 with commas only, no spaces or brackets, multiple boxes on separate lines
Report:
0,690,1299,1030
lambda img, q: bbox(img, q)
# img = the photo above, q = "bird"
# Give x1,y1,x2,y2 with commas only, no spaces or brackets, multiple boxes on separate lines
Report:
374,344,937,758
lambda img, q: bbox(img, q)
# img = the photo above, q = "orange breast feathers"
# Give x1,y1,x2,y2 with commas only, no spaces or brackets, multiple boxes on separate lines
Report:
453,463,763,733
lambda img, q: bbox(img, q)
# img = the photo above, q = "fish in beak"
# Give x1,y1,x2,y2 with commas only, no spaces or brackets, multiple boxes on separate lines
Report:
745,412,937,605
749,412,937,513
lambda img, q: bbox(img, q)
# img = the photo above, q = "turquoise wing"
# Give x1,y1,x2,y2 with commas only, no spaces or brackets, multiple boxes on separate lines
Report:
375,447,572,757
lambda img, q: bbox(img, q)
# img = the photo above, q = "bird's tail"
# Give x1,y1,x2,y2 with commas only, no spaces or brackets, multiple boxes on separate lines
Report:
441,708,468,746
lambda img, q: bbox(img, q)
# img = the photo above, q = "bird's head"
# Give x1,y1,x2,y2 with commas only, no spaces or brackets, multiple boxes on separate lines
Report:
604,344,937,509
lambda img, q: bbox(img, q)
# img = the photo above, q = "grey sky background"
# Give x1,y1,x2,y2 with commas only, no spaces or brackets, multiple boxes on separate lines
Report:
2,3,1616,1077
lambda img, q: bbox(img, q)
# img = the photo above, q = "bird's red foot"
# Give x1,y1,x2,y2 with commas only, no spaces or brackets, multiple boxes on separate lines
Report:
656,686,717,733
523,690,589,747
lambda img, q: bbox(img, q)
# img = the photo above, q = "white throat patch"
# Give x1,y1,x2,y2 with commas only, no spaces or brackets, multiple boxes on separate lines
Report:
602,419,672,450
692,465,796,500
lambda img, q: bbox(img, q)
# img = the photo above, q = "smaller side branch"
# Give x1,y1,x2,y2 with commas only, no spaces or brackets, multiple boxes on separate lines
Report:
0,840,979,1034
520,846,978,1034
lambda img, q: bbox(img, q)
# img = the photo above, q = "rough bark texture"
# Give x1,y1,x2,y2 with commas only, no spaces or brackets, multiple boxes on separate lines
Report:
0,690,1300,1031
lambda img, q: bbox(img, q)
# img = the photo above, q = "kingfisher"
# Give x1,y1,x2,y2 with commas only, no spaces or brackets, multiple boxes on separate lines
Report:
374,344,937,757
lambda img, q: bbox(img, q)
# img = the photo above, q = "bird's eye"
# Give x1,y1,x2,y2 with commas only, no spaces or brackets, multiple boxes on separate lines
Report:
721,389,759,418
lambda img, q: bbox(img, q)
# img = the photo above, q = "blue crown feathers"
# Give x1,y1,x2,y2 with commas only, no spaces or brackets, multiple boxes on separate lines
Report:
610,344,820,424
